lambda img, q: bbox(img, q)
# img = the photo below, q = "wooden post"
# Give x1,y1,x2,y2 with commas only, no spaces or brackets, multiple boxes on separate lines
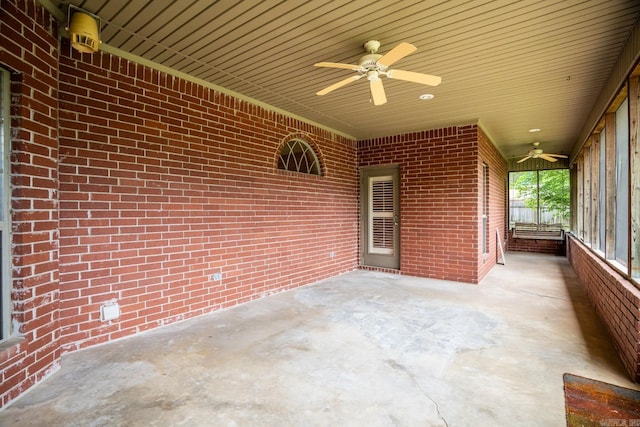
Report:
630,76,640,277
591,133,600,250
577,153,584,240
605,112,616,260
583,144,591,244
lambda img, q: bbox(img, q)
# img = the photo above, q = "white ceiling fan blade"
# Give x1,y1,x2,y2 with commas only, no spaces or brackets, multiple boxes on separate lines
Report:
539,154,558,162
314,62,361,71
546,153,568,158
517,155,533,163
316,75,363,96
377,42,417,67
387,69,442,86
370,78,387,105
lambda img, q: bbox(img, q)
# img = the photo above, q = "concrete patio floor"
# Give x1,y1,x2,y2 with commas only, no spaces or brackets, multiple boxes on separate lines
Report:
0,252,637,426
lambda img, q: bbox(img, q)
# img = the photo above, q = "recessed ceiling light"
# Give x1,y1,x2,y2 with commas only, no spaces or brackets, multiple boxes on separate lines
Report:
529,128,541,133
419,94,434,100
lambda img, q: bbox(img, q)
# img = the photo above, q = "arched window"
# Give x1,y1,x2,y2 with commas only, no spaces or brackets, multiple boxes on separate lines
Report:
277,138,321,176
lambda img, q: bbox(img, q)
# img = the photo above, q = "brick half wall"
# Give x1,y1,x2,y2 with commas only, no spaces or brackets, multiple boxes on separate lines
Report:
567,235,640,382
508,231,567,255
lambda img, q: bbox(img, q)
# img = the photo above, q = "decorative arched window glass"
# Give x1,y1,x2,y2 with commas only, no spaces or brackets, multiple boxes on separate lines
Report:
277,138,321,176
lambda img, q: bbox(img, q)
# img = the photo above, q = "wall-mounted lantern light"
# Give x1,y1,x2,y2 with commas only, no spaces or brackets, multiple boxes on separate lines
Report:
66,5,101,53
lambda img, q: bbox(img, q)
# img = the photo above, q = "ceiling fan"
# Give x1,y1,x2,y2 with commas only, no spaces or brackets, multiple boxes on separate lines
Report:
314,40,441,105
517,142,568,163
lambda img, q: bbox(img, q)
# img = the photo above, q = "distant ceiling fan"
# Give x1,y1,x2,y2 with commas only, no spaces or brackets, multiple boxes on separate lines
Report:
517,142,568,163
314,40,442,105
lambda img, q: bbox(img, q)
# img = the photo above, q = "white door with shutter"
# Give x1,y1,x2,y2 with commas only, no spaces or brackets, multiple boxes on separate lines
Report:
361,165,400,269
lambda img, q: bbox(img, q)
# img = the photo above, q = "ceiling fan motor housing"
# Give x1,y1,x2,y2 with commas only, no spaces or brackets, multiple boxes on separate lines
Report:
359,53,383,69
314,39,441,106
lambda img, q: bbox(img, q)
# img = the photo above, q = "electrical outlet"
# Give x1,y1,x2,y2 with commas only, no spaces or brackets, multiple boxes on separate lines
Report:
211,272,222,281
100,301,120,322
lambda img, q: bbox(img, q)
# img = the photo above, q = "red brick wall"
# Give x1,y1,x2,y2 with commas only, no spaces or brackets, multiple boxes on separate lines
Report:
56,40,359,353
508,231,566,255
567,236,640,382
358,125,502,283
0,0,61,408
478,128,507,281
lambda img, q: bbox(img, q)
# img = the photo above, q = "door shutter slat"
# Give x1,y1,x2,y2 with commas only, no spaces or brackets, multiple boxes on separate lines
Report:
369,176,394,254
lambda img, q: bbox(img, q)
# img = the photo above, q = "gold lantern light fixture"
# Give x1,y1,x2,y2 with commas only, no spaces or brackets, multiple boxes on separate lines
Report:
66,5,101,53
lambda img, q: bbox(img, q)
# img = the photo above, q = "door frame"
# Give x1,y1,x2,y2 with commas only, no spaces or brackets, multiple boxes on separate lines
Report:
360,164,400,269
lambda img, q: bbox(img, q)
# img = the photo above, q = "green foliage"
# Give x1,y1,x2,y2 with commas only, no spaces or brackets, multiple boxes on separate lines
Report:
511,169,570,221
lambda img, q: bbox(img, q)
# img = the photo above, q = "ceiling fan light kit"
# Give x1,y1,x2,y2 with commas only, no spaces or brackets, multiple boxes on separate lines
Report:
314,40,441,105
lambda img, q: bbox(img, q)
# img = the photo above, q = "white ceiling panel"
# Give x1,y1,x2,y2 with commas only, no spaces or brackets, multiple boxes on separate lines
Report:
58,0,640,158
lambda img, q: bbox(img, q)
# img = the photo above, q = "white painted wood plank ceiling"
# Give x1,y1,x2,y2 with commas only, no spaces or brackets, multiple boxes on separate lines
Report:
55,0,640,159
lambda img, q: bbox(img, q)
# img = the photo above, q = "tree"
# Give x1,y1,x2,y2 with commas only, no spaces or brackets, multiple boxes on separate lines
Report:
511,169,570,224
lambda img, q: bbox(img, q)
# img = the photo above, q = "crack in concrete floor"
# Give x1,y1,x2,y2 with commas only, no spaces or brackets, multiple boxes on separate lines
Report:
0,253,635,426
